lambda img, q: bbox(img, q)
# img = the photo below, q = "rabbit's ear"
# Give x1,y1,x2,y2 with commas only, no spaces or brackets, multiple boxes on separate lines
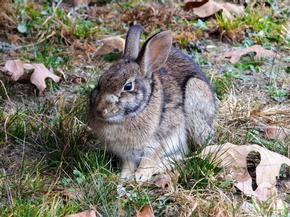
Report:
123,24,143,60
137,31,172,77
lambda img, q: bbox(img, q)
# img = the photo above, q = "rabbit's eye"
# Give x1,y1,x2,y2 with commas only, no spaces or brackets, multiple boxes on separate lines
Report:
123,82,134,91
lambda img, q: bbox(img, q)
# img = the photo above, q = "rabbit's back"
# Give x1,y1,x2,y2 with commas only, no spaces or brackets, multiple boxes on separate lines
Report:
158,48,216,146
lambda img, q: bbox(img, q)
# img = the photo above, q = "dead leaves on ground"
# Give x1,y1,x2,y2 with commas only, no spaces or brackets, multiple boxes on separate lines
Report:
262,125,290,140
30,64,61,93
72,40,96,54
66,210,96,217
224,45,277,64
121,5,194,34
153,172,178,192
184,0,244,19
251,105,290,140
95,36,125,56
1,59,60,93
71,36,124,57
201,143,290,201
136,205,155,217
4,59,27,81
74,0,96,7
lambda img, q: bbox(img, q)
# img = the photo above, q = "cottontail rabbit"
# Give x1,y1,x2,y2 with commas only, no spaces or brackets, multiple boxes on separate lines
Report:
88,24,216,182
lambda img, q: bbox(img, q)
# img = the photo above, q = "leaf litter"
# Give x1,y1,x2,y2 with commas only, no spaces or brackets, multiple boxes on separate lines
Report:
201,143,290,201
136,204,155,217
184,0,244,19
223,45,277,64
65,210,97,217
1,59,61,93
94,36,125,56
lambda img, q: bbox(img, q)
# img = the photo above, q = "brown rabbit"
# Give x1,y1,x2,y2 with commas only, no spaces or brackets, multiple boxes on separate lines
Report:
88,24,216,182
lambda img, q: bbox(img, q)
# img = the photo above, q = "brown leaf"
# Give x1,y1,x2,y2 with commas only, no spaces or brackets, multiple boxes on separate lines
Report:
152,171,179,191
1,60,60,92
7,34,24,44
136,205,155,217
74,0,96,7
23,63,35,70
66,210,97,217
224,45,277,64
73,40,96,54
225,29,245,42
71,76,87,84
95,36,125,56
263,125,290,140
4,59,25,81
184,0,244,19
30,64,60,93
184,0,209,10
201,143,290,201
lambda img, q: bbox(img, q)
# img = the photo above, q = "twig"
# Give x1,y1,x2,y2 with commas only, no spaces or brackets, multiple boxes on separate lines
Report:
15,31,56,50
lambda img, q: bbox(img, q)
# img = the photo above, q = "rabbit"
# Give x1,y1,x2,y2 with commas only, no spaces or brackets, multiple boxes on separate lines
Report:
88,24,216,182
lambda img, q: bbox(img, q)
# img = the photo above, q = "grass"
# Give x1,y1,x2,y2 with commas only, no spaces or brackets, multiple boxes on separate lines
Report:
215,6,287,44
0,95,118,216
266,65,289,102
0,0,289,216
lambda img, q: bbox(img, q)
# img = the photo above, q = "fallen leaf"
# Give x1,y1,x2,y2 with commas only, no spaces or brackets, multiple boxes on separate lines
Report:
30,64,60,93
136,205,155,217
71,76,87,84
201,143,290,201
66,210,96,217
95,36,125,56
4,59,25,81
7,34,24,44
73,40,96,54
152,171,179,191
184,0,208,10
23,63,35,70
1,59,61,93
263,125,290,140
184,0,244,19
153,173,172,189
74,0,96,7
224,45,277,64
225,29,245,42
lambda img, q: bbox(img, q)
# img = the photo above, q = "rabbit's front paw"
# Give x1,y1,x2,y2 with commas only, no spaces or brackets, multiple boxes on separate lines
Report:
120,168,135,181
135,168,156,182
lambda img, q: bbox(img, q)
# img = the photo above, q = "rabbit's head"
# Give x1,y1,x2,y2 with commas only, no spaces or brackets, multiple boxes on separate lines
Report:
89,24,172,123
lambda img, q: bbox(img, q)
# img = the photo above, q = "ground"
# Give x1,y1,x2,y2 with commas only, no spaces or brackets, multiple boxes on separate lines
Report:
0,0,289,216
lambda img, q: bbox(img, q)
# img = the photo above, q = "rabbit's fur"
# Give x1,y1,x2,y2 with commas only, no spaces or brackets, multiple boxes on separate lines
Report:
88,25,216,181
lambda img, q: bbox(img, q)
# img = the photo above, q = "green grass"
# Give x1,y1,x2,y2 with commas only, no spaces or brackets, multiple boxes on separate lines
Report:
0,159,117,216
1,0,289,216
212,67,247,100
265,63,288,102
245,129,288,156
176,154,224,190
0,95,119,216
216,7,287,44
234,56,263,73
